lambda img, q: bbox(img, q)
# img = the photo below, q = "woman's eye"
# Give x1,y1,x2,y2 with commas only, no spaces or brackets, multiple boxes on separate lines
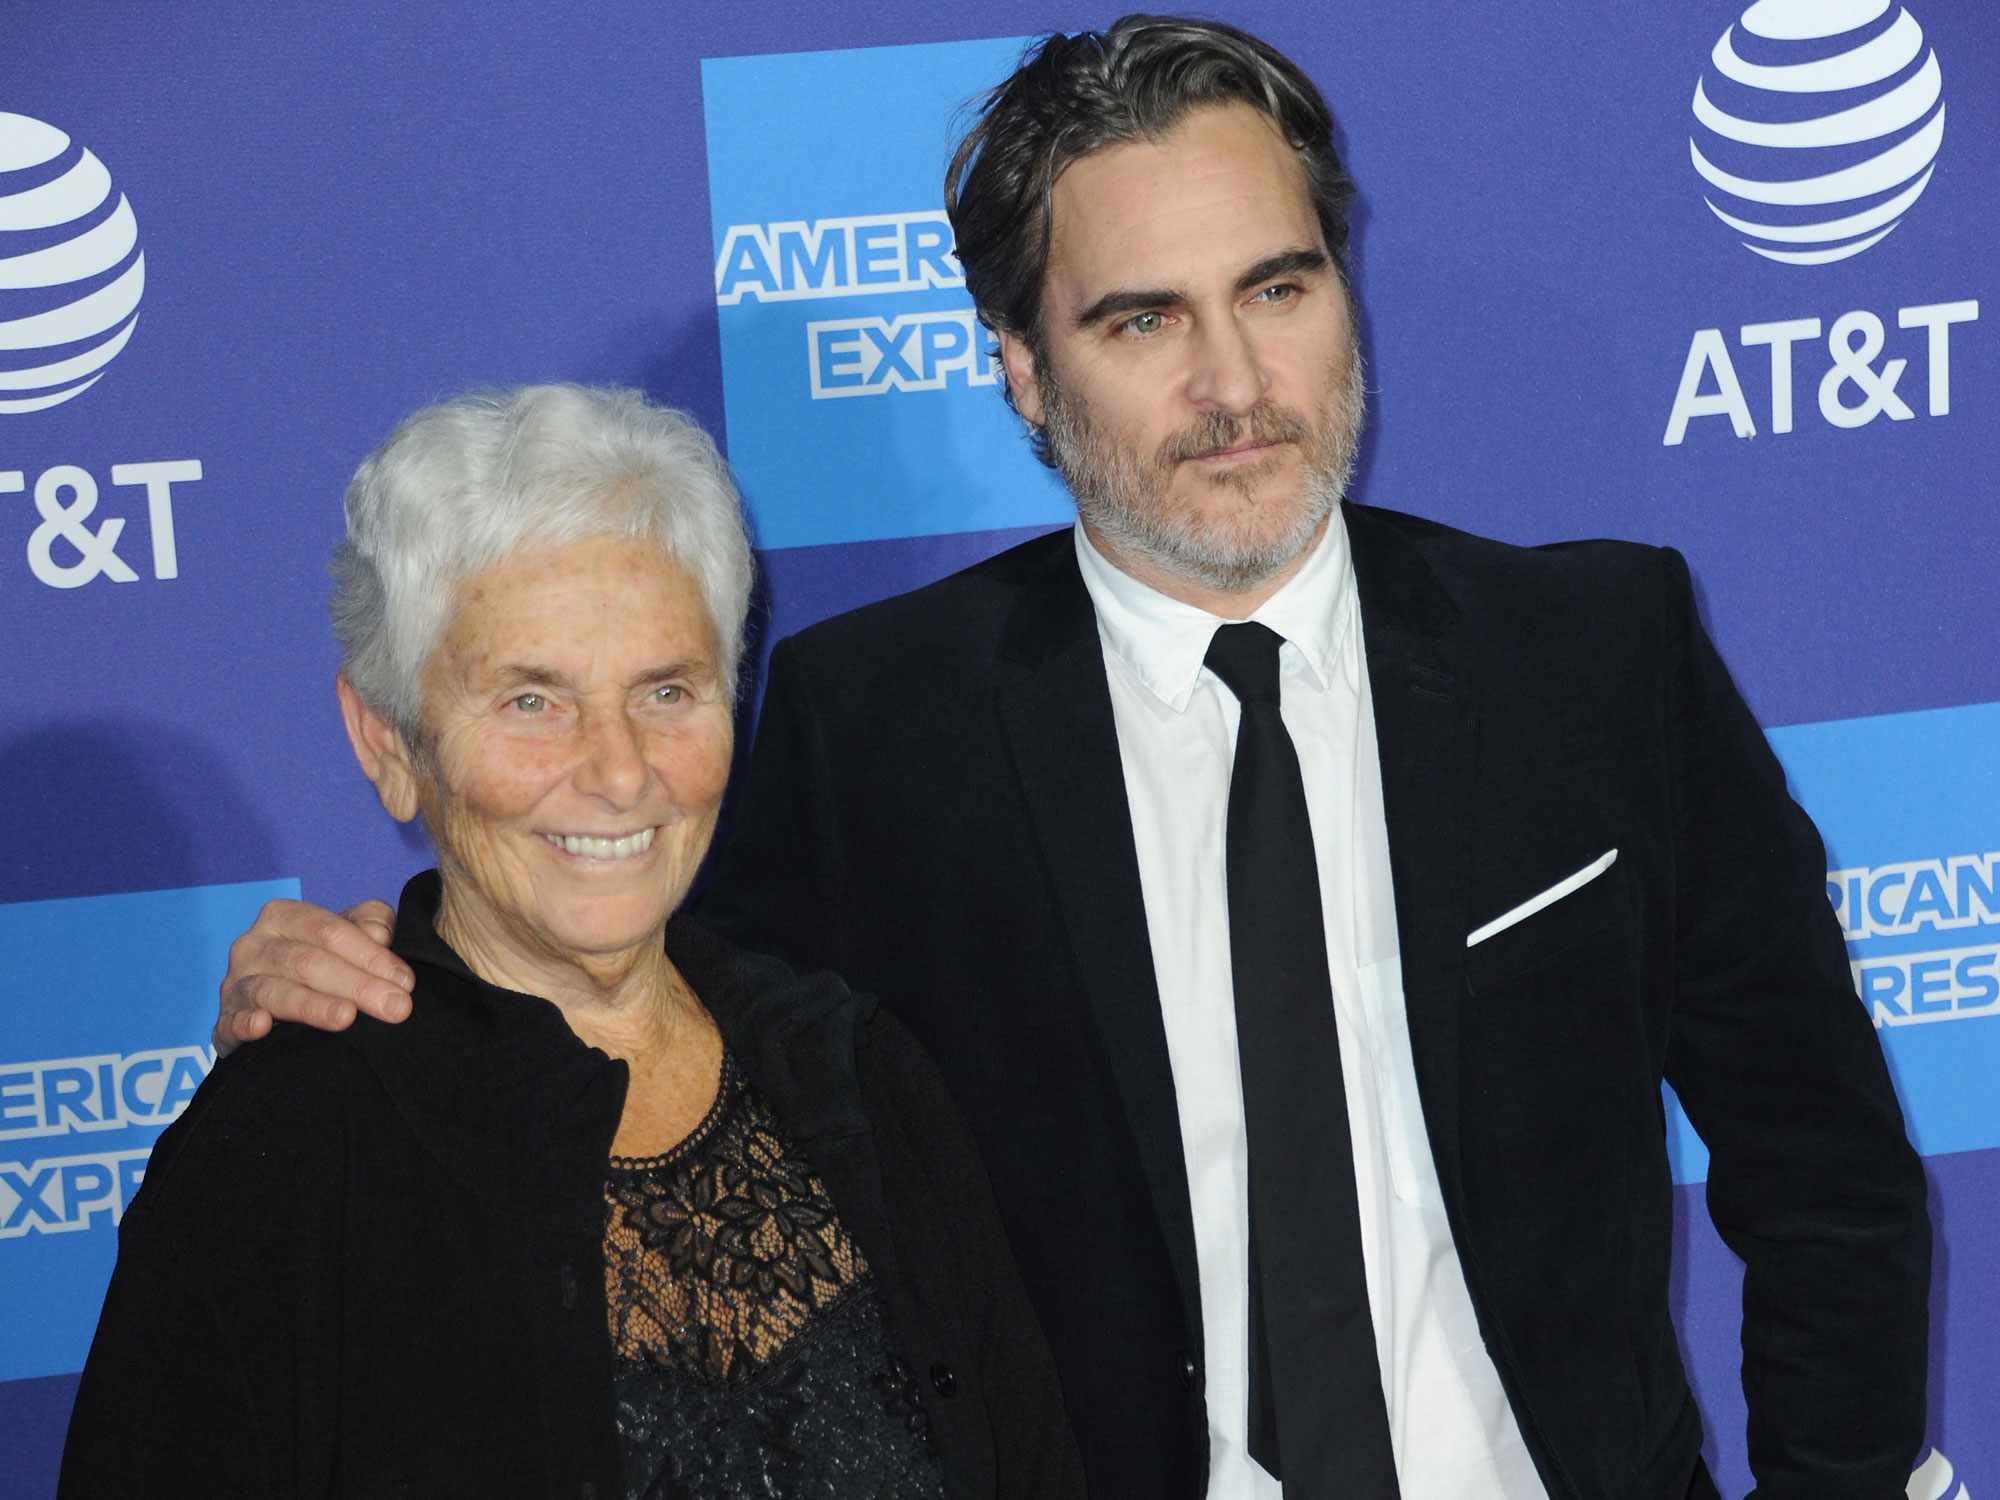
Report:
510,692,547,714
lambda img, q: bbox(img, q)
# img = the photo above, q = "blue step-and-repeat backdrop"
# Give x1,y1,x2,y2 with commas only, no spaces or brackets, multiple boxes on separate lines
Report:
3,3,1994,1494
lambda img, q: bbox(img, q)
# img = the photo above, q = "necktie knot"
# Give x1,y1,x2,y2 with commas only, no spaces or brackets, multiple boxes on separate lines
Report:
1205,621,1286,706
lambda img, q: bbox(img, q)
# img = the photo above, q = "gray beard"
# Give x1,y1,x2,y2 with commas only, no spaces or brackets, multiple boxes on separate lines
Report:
1041,337,1365,594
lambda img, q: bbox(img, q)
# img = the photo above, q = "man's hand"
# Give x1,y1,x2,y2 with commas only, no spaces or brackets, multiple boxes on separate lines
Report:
214,898,414,1053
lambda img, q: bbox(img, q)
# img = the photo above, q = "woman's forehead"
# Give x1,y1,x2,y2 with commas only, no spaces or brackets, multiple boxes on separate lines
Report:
439,537,719,678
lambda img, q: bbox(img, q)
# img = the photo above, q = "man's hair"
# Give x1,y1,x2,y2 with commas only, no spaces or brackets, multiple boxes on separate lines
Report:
329,384,755,746
945,14,1356,354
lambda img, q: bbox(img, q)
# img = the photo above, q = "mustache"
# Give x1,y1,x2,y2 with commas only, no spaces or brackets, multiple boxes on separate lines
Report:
1159,403,1312,465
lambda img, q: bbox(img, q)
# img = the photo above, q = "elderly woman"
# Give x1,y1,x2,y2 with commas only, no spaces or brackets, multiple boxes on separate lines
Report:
61,386,1081,1499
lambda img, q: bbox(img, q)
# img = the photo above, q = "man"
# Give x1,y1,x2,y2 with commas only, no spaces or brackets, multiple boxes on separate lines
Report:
215,17,1929,1498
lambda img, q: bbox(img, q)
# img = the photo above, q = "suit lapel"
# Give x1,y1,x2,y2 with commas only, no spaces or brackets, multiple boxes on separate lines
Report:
1346,503,1475,1214
991,537,1205,1351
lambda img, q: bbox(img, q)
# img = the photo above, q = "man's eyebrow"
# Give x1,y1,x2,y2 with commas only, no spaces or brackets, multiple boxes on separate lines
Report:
1071,248,1333,330
1074,285,1187,330
1234,247,1329,293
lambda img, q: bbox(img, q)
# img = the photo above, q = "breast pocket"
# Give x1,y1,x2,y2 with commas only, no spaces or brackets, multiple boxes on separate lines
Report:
1464,848,1630,996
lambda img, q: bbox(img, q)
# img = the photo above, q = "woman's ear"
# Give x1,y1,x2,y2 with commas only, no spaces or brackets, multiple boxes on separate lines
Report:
335,674,422,823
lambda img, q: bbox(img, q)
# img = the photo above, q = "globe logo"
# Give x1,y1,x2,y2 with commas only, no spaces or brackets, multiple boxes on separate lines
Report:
1908,1447,1971,1500
0,112,145,414
1689,0,1945,265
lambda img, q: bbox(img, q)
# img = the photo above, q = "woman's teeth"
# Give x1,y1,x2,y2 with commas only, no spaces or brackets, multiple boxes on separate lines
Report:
545,828,655,861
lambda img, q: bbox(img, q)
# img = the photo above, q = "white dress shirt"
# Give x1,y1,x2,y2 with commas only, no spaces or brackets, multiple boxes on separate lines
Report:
1074,514,1546,1498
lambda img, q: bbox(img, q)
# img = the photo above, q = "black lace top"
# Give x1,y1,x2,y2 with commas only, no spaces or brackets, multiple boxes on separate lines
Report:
603,1051,946,1500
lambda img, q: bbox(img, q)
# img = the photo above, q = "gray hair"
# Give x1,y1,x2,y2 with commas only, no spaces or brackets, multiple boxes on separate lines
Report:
330,384,755,743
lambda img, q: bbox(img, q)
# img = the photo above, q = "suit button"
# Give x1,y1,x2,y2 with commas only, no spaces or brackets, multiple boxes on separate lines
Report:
1179,1352,1198,1389
929,1361,957,1397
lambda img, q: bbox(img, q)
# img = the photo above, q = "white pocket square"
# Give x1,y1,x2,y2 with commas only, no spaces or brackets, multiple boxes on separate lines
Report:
1466,848,1619,948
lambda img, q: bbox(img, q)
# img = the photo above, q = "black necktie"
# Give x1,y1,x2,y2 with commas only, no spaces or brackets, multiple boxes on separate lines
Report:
1204,621,1399,1496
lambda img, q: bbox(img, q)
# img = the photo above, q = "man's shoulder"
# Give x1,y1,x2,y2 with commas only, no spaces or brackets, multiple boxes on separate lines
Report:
763,506,1688,686
1350,501,1687,628
772,526,1074,672
1353,501,1676,586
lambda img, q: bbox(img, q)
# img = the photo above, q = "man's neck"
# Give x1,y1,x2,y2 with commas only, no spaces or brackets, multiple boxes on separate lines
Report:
1078,512,1332,620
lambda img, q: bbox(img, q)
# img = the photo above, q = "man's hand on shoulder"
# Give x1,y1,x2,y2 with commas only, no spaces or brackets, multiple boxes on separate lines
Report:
214,898,413,1053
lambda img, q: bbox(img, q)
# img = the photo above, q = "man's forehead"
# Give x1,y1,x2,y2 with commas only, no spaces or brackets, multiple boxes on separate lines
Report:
1043,105,1323,294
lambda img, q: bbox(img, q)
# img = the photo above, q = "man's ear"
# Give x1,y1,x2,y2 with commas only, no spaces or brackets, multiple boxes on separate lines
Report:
336,674,422,824
997,329,1046,429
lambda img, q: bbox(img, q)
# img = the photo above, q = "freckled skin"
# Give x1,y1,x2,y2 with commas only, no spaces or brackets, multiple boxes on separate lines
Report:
347,536,734,1023
998,103,1361,616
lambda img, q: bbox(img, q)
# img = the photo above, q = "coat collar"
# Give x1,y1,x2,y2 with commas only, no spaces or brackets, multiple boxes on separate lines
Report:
378,873,881,1218
1343,502,1474,1213
370,872,624,1229
1072,517,1357,710
994,533,1207,1364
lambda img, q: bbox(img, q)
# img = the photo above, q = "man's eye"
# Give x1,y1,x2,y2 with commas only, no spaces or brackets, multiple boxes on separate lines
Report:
1255,283,1297,305
1121,310,1165,336
510,693,547,714
652,684,685,704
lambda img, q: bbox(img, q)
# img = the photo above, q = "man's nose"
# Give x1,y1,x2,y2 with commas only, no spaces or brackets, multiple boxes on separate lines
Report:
1185,316,1268,414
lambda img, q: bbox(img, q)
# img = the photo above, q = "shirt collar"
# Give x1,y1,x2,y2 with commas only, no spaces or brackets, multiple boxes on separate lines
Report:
1073,507,1357,713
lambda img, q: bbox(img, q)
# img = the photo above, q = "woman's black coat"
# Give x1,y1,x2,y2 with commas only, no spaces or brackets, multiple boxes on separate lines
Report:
60,872,1084,1499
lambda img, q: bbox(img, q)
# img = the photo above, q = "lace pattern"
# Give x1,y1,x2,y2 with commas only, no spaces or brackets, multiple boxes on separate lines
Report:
604,1052,943,1498
604,1053,870,1382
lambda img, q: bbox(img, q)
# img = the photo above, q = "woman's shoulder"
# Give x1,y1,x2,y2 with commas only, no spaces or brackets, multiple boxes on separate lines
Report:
664,913,947,1107
669,914,876,1051
129,1020,379,1223
851,1002,948,1098
668,913,951,1143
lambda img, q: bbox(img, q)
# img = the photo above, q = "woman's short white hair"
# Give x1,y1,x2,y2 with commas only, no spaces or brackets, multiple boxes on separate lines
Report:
330,384,755,742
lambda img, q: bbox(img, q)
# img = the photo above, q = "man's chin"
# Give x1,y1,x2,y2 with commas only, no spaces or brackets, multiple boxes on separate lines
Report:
1172,475,1329,550
1150,509,1329,592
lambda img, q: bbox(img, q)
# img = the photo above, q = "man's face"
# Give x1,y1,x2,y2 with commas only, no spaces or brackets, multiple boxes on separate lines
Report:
999,102,1363,603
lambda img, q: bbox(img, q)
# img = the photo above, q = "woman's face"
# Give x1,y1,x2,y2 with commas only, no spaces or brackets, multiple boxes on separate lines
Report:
412,534,733,983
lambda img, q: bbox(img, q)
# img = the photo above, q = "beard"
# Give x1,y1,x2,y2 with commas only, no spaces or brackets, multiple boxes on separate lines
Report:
1039,332,1365,594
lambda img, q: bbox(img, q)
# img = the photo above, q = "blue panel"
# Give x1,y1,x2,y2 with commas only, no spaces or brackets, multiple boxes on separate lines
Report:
703,40,1077,549
0,879,298,1384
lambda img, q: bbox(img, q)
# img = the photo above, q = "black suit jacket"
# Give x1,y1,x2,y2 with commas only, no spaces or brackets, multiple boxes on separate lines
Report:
703,502,1929,1499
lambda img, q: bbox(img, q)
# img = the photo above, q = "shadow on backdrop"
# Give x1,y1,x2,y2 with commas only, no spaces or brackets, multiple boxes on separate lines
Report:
0,718,283,907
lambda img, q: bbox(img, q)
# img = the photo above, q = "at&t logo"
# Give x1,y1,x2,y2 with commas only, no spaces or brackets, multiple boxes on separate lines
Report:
1689,0,1945,265
1909,1447,1971,1500
0,111,144,412
0,112,210,588
1661,2,1978,447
